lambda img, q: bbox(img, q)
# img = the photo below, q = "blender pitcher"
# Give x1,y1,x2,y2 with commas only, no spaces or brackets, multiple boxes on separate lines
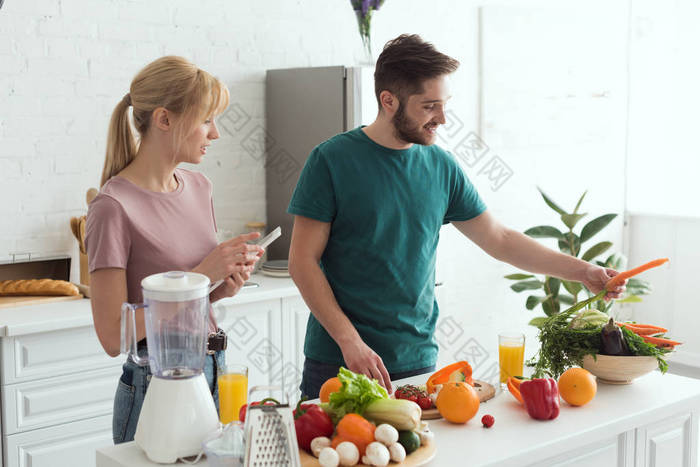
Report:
121,270,209,377
120,271,220,464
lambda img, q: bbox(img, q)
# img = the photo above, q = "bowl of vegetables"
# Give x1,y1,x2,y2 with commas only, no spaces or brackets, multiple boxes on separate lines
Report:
581,319,678,384
581,354,659,384
529,308,678,384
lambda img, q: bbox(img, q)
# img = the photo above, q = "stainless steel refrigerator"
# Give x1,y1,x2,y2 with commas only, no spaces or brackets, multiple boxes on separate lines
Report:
265,66,376,260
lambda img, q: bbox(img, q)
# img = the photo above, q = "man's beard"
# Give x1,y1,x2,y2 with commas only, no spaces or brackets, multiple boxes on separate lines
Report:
391,102,434,146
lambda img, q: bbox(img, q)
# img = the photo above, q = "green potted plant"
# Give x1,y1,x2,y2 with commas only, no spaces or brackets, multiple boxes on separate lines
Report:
505,188,651,328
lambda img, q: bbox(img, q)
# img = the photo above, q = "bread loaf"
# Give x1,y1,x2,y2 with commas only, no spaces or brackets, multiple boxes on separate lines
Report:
0,279,80,297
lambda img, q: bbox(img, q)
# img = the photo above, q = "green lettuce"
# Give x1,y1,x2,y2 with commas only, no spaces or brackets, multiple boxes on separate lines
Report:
324,367,388,422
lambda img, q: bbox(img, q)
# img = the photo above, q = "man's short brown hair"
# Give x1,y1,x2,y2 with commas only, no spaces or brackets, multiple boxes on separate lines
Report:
374,34,459,107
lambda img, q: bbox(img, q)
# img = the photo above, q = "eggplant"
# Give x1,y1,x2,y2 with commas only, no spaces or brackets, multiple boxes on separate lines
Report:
600,317,631,356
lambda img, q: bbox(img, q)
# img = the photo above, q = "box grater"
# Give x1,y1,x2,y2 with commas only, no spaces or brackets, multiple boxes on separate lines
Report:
244,386,301,467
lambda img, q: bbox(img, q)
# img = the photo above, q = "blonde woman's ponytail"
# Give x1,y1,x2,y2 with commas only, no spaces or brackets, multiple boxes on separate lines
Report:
101,93,136,187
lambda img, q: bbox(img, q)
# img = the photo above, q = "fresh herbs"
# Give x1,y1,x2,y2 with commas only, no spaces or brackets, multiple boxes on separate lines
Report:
622,327,672,374
528,316,602,379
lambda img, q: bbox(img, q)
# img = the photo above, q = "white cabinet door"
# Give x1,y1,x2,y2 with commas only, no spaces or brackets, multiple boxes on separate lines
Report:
1,326,121,385
3,366,121,435
532,431,634,467
636,412,697,467
213,299,283,391
5,414,112,467
281,296,310,403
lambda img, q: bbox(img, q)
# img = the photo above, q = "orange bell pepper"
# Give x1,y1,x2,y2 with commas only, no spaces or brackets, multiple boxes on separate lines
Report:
507,377,523,404
426,361,473,394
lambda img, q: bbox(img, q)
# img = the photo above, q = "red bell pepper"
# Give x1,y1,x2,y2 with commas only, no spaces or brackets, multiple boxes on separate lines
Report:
519,378,560,420
293,398,334,452
239,398,279,423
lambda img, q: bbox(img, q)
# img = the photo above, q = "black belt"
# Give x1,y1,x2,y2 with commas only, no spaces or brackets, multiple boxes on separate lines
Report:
136,328,227,356
207,328,227,355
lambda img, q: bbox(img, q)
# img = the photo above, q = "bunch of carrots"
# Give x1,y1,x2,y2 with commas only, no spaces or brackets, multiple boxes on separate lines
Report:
605,258,682,350
616,322,681,349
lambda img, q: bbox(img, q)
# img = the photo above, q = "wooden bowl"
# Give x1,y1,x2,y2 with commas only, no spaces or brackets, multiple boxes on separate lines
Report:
582,354,658,384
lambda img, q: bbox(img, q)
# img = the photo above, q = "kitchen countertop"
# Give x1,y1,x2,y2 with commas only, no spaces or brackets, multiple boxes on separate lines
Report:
0,275,299,337
96,370,700,467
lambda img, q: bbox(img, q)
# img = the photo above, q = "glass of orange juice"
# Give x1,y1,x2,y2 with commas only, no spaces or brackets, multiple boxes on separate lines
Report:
218,364,248,424
499,332,525,385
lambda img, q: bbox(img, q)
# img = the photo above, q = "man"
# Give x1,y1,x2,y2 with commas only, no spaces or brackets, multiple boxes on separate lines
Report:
287,34,625,397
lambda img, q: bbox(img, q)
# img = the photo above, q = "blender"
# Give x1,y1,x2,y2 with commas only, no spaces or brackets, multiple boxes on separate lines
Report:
121,271,219,463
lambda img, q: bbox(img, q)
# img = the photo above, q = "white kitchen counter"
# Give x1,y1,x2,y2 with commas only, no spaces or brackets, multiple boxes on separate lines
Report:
0,275,299,337
96,370,700,467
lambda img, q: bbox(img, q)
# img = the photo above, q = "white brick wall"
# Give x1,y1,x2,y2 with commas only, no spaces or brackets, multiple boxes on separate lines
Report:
0,0,352,268
1,0,636,374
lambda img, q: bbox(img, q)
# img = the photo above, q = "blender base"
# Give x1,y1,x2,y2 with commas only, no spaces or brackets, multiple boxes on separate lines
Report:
134,373,219,464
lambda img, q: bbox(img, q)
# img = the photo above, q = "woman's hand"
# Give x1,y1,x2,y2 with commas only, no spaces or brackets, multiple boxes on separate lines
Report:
210,270,252,302
193,232,264,283
582,265,627,301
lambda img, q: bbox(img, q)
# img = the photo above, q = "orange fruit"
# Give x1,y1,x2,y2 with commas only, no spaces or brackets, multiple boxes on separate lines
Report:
334,413,376,455
558,368,597,406
319,377,342,403
435,382,480,423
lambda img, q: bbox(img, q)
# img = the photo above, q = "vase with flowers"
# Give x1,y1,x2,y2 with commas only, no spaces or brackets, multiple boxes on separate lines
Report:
350,0,385,65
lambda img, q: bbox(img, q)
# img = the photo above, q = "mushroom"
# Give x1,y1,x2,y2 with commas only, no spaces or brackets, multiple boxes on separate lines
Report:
361,455,371,465
336,441,360,466
318,447,340,467
311,437,332,457
364,442,390,467
373,424,399,446
417,426,434,446
388,443,406,463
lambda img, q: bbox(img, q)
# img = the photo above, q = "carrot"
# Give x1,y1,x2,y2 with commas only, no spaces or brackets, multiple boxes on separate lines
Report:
641,335,682,348
616,322,668,335
605,258,669,290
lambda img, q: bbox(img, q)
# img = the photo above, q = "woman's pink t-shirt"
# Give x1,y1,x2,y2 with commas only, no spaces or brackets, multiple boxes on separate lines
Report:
86,168,218,325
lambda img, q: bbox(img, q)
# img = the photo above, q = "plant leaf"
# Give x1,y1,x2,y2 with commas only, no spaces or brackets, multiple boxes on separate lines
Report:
510,280,544,293
562,280,582,296
524,226,564,239
617,294,643,303
526,294,552,310
560,213,587,230
603,252,626,270
580,214,617,243
537,187,567,216
504,273,536,280
558,293,575,305
573,190,587,214
625,278,652,295
541,298,559,316
544,276,561,298
529,317,548,328
581,241,613,261
558,234,581,257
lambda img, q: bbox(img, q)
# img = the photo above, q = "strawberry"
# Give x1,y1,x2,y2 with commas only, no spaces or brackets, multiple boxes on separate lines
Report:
481,414,495,428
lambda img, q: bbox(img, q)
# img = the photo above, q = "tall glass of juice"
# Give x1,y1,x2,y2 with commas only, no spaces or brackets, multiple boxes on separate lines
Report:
498,332,525,384
218,364,248,424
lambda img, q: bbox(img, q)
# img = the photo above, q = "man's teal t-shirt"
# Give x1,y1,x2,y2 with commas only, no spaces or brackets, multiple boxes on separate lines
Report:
287,127,486,373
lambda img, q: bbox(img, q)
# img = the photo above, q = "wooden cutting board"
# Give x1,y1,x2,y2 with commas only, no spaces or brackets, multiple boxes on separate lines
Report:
300,440,436,467
0,294,83,309
421,379,495,420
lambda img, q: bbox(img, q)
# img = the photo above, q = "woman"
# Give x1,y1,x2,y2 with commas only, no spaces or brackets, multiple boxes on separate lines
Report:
85,56,263,444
